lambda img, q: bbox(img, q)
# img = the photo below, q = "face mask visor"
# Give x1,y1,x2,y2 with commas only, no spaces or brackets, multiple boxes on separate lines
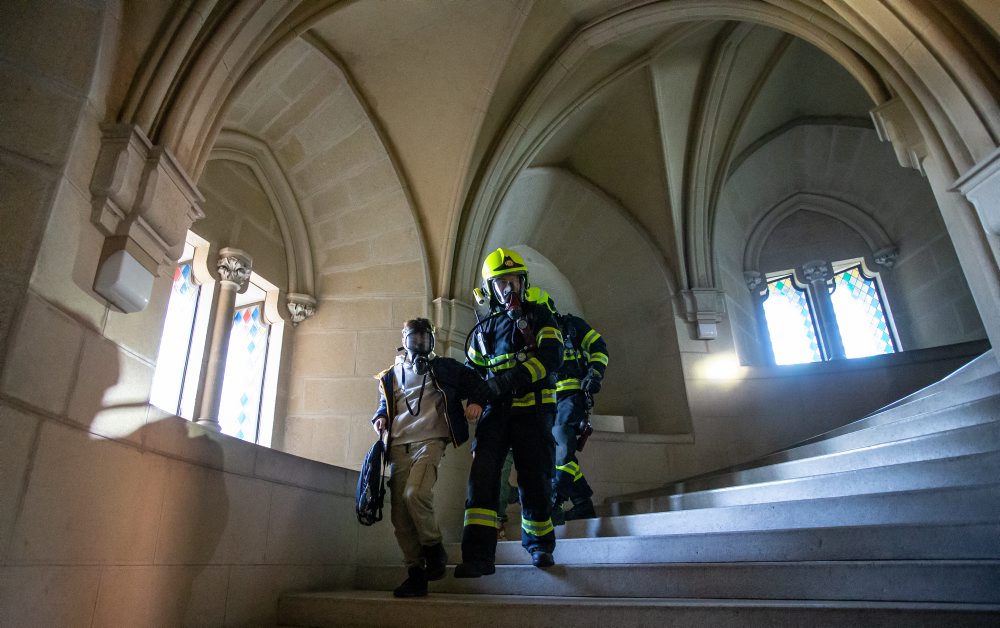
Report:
403,329,434,357
491,274,525,309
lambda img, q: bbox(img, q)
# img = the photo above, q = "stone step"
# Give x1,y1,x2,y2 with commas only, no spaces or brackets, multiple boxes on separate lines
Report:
279,592,1000,628
645,413,1000,498
353,561,1000,603
592,482,1000,532
436,522,1000,566
611,394,1000,507
667,449,1000,511
793,371,1000,446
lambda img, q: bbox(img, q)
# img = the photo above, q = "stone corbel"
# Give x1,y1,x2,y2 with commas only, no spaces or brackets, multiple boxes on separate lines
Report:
90,123,205,276
873,246,899,269
743,270,768,301
286,293,317,326
871,98,927,175
953,145,1000,236
678,289,726,340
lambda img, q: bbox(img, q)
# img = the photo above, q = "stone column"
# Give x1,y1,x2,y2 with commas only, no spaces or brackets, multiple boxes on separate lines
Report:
744,270,775,365
432,297,478,360
799,260,845,361
195,248,252,431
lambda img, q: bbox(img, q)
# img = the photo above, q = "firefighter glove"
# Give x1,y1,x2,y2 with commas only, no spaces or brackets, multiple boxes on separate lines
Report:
486,370,516,399
581,369,603,394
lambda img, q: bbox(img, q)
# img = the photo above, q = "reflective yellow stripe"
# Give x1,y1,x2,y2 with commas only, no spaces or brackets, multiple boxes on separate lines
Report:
555,461,579,475
573,469,584,481
486,352,516,368
563,348,581,360
581,329,600,351
590,352,609,366
467,346,487,366
512,393,536,407
521,518,555,537
511,389,557,407
464,508,498,528
556,378,581,392
524,357,546,382
536,327,563,345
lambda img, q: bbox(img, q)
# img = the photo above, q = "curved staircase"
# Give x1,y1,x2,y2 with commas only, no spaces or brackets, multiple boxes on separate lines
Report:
279,351,1000,627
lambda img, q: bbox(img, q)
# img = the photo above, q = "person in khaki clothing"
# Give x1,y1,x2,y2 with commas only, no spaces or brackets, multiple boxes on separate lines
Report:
372,318,493,597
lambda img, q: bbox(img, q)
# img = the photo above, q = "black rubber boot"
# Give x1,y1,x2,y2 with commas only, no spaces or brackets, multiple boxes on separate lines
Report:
422,543,448,581
453,561,496,578
565,497,596,521
551,495,568,526
393,566,428,598
531,549,555,568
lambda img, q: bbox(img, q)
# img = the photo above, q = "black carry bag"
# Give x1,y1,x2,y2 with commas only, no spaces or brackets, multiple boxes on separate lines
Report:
356,432,389,526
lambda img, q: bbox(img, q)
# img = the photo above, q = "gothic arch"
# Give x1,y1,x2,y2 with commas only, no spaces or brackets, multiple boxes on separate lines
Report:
743,193,896,274
452,0,1000,311
207,130,316,299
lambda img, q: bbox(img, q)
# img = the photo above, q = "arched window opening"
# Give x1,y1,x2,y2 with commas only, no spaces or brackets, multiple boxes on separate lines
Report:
761,259,898,365
762,274,822,365
219,280,273,443
830,263,897,358
150,233,283,447
150,236,212,418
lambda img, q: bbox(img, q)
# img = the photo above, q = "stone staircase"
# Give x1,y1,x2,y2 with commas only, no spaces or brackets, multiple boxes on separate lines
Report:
279,351,1000,627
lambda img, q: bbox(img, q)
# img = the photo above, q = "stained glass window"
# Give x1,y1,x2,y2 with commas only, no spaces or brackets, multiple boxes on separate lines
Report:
831,264,896,358
219,303,270,442
150,261,202,415
762,275,822,365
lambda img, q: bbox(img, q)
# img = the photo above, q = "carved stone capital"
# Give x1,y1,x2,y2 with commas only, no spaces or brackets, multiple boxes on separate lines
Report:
873,246,899,269
90,124,205,274
217,248,252,292
800,260,834,284
286,293,317,326
743,270,768,300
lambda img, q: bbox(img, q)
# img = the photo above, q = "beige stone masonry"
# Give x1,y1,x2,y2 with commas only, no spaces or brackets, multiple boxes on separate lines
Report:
0,293,86,415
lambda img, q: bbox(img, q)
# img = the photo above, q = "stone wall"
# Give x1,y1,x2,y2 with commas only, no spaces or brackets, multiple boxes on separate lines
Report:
716,123,985,364
221,37,433,471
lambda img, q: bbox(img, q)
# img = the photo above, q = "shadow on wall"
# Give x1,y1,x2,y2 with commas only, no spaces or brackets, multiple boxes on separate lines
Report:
1,320,229,626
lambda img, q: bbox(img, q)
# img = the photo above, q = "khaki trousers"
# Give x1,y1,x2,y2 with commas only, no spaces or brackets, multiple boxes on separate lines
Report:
388,438,447,566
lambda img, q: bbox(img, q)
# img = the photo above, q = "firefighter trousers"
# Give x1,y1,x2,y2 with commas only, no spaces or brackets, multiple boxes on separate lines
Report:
552,393,594,504
462,401,555,564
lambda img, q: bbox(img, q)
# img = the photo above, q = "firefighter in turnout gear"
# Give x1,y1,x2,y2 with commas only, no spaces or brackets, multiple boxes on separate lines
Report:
551,310,608,523
455,248,564,577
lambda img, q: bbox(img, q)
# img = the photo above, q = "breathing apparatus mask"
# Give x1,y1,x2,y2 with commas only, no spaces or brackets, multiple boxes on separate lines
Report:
490,273,526,320
401,322,435,375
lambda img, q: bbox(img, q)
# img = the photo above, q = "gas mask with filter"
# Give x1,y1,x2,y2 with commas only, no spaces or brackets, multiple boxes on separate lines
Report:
402,323,435,375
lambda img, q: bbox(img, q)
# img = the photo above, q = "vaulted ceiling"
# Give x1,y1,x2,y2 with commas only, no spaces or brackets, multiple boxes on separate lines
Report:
220,0,881,300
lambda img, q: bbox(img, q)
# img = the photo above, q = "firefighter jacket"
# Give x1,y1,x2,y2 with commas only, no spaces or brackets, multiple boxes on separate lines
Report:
372,355,492,448
466,300,564,408
555,313,609,397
